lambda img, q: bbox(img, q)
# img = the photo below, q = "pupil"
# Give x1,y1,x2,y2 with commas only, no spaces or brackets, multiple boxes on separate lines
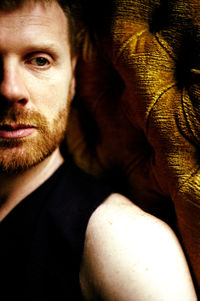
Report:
37,57,46,66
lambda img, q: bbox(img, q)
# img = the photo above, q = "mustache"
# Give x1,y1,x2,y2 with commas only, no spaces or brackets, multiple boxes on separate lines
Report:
0,107,48,129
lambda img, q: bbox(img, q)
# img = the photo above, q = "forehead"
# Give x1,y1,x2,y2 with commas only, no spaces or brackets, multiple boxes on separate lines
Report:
0,1,69,47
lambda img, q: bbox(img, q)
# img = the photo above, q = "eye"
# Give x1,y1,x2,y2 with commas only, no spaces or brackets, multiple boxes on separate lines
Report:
25,53,52,70
30,57,50,67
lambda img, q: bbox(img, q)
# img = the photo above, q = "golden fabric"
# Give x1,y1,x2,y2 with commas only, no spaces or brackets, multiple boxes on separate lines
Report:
67,0,200,291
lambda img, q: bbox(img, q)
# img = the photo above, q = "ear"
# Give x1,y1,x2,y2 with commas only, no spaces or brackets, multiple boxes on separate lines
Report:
71,55,77,71
70,56,77,99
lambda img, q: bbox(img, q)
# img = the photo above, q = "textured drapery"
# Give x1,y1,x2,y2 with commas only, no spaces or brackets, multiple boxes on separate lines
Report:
67,0,200,293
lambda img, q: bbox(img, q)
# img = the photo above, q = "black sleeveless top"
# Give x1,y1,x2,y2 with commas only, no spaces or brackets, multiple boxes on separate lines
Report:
0,157,112,300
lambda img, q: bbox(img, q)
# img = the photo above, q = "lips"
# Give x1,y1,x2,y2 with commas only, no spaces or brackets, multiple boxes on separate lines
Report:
0,124,36,139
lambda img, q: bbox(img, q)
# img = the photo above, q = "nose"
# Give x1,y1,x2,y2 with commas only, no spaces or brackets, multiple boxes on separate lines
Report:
0,59,29,105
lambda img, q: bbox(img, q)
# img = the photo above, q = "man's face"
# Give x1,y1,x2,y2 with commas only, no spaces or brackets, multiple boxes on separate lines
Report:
0,1,76,173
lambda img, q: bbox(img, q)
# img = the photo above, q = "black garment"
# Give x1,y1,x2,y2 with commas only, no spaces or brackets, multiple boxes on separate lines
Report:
0,157,112,300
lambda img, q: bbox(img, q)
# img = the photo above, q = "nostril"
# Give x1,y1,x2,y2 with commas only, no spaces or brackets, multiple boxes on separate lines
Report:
18,98,27,105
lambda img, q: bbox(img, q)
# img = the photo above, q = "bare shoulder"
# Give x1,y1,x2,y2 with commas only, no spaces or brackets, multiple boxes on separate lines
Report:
85,193,176,245
92,192,166,223
80,193,197,301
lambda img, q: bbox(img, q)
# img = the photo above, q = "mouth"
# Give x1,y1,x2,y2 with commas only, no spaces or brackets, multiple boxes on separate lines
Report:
0,124,36,139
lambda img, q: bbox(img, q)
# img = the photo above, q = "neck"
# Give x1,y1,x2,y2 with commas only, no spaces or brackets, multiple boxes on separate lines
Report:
0,148,64,221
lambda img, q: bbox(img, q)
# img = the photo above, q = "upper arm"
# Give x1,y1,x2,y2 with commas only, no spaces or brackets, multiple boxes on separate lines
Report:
80,194,197,301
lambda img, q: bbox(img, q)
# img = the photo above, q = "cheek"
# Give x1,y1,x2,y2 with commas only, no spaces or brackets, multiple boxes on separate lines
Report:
29,72,72,118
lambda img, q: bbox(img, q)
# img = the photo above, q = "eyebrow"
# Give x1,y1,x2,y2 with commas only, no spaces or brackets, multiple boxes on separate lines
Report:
23,38,71,59
24,43,61,55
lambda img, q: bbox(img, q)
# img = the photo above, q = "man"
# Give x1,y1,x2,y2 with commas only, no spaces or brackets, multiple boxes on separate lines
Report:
0,0,197,300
